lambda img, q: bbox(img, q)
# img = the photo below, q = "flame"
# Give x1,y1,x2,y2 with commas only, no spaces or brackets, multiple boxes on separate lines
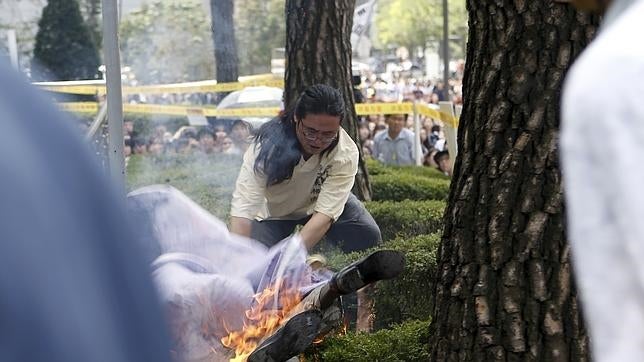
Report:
221,279,303,361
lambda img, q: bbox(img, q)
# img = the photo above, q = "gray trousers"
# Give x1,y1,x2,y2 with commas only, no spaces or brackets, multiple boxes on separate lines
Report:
251,194,381,253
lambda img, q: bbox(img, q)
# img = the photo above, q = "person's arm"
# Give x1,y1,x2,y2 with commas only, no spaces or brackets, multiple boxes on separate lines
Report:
230,145,266,236
298,212,333,250
230,216,253,237
310,132,360,246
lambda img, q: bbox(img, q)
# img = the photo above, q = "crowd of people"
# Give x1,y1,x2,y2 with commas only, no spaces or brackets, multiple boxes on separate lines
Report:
122,118,252,159
120,108,453,177
357,113,452,176
358,59,465,105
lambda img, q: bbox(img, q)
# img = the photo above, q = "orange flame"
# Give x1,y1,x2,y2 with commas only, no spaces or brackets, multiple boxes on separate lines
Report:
221,279,303,361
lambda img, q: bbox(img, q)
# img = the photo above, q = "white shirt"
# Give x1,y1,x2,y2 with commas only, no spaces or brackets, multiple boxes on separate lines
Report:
372,128,416,166
231,128,358,222
561,1,644,361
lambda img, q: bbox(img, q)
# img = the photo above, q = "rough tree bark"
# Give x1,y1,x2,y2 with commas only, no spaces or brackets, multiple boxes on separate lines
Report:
210,0,239,84
429,2,599,361
284,0,371,201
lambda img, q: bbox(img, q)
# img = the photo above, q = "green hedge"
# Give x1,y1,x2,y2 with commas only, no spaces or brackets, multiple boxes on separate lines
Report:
366,158,450,180
306,319,431,362
366,200,445,241
371,173,450,202
325,234,440,329
365,158,390,176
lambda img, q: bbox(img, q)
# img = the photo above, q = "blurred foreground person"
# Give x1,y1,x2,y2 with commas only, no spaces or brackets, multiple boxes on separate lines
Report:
0,63,171,362
561,0,644,361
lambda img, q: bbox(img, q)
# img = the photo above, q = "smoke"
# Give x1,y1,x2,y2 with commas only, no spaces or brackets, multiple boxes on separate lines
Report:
126,185,323,361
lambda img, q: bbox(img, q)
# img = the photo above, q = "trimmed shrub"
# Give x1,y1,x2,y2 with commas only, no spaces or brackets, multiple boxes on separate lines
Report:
325,234,441,329
365,158,390,176
307,319,431,362
366,199,445,241
366,158,450,180
372,234,440,328
371,173,450,201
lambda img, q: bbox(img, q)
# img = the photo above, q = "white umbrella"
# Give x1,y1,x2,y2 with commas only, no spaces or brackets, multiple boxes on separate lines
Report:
217,86,283,109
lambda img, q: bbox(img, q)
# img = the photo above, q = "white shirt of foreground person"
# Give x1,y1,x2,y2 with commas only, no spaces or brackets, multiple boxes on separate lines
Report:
561,1,644,361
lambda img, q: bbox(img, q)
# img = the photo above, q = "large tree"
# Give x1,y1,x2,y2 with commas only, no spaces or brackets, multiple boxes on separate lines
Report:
31,0,100,81
429,2,599,361
210,0,239,83
284,0,371,201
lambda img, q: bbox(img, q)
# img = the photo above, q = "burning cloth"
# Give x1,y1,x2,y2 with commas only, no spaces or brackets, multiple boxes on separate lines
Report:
127,185,330,361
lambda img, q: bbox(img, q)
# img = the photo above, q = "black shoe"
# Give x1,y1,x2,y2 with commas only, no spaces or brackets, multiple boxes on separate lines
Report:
247,309,322,362
331,250,405,295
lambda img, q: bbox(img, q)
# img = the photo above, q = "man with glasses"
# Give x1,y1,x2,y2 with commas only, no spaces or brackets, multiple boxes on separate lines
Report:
230,84,383,333
230,84,381,254
372,113,416,166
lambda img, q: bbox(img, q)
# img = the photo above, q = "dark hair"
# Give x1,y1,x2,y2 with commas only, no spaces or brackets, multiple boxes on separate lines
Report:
232,119,250,130
433,150,449,167
385,113,408,120
254,84,345,186
197,127,215,141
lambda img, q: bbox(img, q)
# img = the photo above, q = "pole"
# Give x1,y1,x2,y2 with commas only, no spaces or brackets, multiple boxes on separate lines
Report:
101,0,125,194
442,0,449,93
7,29,18,69
413,101,423,166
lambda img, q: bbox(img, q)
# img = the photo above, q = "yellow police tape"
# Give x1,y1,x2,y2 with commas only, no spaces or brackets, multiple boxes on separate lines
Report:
37,78,285,95
58,101,459,127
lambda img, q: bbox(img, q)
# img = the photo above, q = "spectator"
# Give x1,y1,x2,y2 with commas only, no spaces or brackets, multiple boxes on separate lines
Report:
124,119,137,139
433,150,452,177
372,113,415,165
197,128,216,154
429,125,441,147
147,138,165,156
220,136,240,155
124,135,133,157
230,119,252,153
358,123,374,156
132,137,147,155
433,81,448,102
419,128,430,157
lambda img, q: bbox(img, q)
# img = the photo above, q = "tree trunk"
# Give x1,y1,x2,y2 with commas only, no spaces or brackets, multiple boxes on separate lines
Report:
210,0,239,84
284,0,371,201
429,2,599,361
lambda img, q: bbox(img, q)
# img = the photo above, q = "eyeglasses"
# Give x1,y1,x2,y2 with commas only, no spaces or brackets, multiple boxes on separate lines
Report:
298,121,338,144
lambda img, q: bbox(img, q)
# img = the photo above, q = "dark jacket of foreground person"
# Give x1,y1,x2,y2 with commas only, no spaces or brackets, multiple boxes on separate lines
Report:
0,62,172,362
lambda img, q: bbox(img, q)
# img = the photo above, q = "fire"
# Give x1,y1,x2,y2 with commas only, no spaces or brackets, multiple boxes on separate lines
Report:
221,278,303,361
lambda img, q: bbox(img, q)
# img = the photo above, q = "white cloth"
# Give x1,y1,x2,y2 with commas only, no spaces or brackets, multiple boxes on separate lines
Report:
127,185,326,361
561,1,644,361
